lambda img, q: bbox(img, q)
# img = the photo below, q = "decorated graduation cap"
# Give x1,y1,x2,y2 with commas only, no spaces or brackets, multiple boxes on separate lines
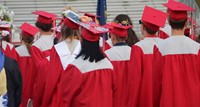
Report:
141,6,167,31
20,22,38,37
110,24,132,37
103,22,116,30
163,0,195,21
32,10,57,24
81,22,108,42
63,17,80,29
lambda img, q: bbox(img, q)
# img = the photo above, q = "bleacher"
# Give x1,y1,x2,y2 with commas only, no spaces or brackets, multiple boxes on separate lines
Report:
1,0,168,42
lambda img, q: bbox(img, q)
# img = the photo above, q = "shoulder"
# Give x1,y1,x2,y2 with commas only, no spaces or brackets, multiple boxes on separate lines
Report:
32,35,55,51
2,41,14,50
105,46,131,61
16,45,30,57
157,36,200,56
134,38,163,54
71,57,113,73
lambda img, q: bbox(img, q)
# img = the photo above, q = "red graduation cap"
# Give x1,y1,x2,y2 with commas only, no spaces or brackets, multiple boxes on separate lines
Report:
110,24,132,37
63,17,79,29
81,23,108,42
163,0,195,21
103,22,116,30
141,6,167,31
32,10,57,24
20,22,38,37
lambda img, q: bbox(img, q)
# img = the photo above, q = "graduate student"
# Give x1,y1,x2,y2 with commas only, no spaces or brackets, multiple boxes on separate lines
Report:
0,33,22,107
129,6,167,107
16,22,38,107
41,17,81,107
31,10,57,66
60,24,114,107
153,1,200,107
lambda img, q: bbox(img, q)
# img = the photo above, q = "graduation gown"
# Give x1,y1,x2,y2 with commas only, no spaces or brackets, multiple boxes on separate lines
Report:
2,41,17,60
60,57,114,107
0,52,22,107
129,36,163,107
15,45,35,107
30,35,55,66
105,43,131,107
41,40,81,107
153,36,200,107
30,35,54,107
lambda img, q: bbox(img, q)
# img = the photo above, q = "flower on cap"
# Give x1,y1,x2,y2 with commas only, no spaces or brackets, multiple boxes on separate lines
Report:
121,20,129,25
80,16,92,22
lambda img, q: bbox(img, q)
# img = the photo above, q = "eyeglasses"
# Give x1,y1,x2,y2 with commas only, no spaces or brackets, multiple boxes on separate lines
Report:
139,20,143,25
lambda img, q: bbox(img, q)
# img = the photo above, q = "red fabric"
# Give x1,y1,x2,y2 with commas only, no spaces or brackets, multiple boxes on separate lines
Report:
41,47,64,107
143,21,159,31
33,58,49,107
110,61,131,107
129,45,154,107
189,34,197,41
81,28,100,42
61,65,113,107
17,55,35,107
103,41,111,52
153,46,200,107
110,24,132,37
2,43,18,61
158,30,169,39
63,18,79,29
128,45,143,107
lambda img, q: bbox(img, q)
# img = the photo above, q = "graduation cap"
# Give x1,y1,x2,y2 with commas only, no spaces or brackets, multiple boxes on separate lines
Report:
110,24,132,37
20,22,38,37
81,22,108,42
32,10,57,24
141,6,167,31
103,22,116,30
63,17,80,29
163,0,195,21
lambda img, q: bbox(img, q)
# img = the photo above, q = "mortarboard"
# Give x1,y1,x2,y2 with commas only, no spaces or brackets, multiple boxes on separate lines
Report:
81,22,108,42
32,10,57,24
63,17,80,29
141,6,167,31
103,22,116,30
163,0,195,21
110,24,132,37
20,22,38,37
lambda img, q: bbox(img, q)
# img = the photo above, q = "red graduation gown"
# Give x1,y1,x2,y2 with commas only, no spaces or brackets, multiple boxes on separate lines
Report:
153,36,200,107
105,45,131,107
61,57,114,107
2,41,18,60
16,45,35,107
158,24,171,39
129,36,163,107
30,35,54,107
41,40,81,107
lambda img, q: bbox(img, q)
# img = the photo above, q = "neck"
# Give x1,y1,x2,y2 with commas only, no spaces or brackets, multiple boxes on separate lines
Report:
145,33,157,37
171,29,185,36
41,31,52,36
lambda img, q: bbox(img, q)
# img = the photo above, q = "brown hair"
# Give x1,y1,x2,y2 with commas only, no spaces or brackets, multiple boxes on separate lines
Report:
60,24,80,41
21,34,34,54
169,18,187,30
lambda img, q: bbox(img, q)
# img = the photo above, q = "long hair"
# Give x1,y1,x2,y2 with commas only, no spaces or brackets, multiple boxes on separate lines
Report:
60,24,80,41
76,38,105,62
114,14,139,46
21,34,34,54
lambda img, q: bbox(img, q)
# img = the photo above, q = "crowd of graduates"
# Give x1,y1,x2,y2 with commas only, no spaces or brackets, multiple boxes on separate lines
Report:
0,0,200,107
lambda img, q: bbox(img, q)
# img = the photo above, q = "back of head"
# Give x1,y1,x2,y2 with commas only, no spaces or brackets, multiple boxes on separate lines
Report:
114,14,139,46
